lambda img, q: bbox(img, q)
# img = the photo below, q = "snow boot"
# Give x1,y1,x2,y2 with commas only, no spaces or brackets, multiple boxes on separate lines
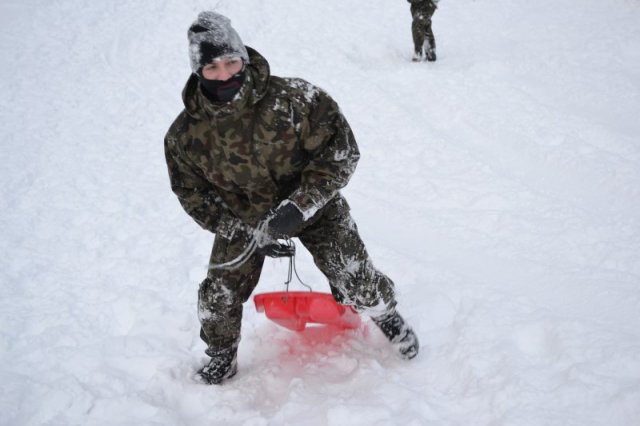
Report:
425,47,436,62
412,49,423,62
372,311,419,359
198,346,238,384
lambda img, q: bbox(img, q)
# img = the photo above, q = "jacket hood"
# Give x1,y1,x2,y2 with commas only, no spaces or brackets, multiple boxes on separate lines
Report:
181,46,270,120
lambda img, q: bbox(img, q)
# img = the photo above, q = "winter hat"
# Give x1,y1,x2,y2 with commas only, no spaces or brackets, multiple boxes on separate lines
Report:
188,12,249,74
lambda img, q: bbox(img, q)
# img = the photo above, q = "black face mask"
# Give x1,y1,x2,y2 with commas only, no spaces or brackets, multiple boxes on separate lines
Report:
199,70,246,103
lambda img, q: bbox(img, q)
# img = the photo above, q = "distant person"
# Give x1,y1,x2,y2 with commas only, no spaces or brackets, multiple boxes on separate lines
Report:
164,11,419,384
408,0,439,62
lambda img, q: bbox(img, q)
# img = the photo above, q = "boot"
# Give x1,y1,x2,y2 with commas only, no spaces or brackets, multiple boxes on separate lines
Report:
425,47,436,62
198,346,238,384
372,311,419,359
412,49,423,62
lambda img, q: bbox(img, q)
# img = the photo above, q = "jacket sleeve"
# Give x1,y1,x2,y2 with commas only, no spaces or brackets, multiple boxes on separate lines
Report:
164,130,235,234
288,91,360,219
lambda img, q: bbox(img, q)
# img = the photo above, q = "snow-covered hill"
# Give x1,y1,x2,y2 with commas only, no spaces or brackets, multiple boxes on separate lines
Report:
1,0,639,424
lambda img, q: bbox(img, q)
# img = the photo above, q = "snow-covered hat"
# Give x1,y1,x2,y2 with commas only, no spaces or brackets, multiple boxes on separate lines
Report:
188,12,249,74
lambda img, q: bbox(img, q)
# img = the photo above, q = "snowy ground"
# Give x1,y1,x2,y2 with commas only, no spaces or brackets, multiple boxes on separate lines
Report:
2,0,640,424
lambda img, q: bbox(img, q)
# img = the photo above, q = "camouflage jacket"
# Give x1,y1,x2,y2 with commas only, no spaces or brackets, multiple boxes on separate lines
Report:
164,47,359,234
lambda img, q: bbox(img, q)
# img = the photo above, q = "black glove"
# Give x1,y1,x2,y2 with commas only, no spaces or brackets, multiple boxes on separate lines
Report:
223,215,295,258
261,201,305,239
256,240,295,258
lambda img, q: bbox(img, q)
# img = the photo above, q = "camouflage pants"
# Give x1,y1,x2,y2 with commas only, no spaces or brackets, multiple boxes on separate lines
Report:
197,196,397,353
410,1,437,54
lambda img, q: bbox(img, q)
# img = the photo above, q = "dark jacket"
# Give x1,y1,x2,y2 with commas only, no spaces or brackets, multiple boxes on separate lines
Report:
165,47,359,233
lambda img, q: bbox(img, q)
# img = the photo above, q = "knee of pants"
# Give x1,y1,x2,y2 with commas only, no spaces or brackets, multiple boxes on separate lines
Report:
351,283,395,317
333,262,395,316
197,277,241,324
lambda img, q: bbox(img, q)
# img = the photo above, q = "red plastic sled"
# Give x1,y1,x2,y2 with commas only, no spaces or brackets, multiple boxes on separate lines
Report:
254,291,361,332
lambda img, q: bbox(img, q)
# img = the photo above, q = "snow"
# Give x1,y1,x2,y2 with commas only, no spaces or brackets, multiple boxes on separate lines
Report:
1,0,640,425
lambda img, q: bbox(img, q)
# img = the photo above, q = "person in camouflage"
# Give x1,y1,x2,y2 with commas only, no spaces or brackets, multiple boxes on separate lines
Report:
408,0,439,62
165,11,419,385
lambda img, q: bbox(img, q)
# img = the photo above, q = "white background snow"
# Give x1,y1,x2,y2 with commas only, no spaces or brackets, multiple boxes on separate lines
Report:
2,0,640,424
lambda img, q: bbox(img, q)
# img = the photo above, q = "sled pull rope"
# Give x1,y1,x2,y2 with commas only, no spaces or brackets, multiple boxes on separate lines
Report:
208,237,257,270
283,239,312,293
208,224,310,282
208,222,269,271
